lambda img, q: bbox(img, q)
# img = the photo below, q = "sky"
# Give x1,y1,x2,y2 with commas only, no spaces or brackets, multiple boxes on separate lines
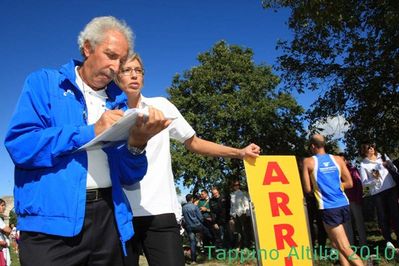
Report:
0,0,314,197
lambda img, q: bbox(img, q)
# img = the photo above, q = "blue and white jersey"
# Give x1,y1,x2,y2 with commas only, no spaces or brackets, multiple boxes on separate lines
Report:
311,154,349,209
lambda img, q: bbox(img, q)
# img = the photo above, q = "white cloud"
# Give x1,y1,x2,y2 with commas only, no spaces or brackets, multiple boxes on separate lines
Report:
313,115,350,140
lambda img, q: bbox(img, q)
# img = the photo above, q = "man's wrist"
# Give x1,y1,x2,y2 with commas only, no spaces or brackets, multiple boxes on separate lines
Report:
238,148,246,159
127,143,147,155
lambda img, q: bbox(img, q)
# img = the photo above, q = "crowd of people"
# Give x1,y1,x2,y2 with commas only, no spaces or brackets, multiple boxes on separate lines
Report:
181,182,254,264
304,137,399,265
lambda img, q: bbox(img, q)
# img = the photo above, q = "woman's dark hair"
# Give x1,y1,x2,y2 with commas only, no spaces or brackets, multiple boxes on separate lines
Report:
360,142,377,158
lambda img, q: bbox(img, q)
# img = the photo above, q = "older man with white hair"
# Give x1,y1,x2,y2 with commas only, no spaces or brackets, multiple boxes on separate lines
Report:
5,16,170,266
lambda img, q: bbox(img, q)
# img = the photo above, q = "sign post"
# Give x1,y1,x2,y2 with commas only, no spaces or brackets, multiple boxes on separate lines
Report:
244,155,313,266
248,200,262,266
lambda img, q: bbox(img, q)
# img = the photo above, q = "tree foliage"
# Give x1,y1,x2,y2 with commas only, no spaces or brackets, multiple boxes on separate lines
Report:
262,0,399,156
167,41,305,190
8,209,17,226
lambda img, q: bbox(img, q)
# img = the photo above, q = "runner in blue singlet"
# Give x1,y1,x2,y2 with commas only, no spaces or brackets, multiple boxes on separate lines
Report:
302,134,363,266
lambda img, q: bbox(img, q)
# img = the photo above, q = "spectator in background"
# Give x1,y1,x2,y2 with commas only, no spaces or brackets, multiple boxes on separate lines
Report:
0,199,11,266
229,180,252,249
209,186,228,248
198,190,212,224
338,153,367,247
182,194,212,264
198,190,214,246
360,142,399,249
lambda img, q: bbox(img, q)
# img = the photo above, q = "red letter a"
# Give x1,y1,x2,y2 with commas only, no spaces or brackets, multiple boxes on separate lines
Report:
263,162,289,185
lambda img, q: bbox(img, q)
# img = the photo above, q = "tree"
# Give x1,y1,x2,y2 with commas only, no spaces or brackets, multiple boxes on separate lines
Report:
262,0,399,156
167,41,305,189
8,209,17,226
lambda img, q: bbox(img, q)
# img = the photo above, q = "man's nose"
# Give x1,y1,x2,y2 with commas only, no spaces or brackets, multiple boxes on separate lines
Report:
110,60,120,74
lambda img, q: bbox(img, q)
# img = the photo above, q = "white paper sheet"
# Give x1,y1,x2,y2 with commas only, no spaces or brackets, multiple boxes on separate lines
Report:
79,108,176,151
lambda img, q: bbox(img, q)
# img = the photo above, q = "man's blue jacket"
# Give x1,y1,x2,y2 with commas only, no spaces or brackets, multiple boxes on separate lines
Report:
4,60,147,253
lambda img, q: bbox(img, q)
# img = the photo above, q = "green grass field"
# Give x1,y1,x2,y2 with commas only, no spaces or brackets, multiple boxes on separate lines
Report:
6,222,399,266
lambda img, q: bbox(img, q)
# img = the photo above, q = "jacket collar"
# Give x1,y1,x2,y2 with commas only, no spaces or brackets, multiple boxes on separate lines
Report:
59,59,127,108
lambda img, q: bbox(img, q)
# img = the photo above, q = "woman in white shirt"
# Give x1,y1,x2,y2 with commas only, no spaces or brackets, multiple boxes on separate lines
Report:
359,142,399,248
115,53,260,266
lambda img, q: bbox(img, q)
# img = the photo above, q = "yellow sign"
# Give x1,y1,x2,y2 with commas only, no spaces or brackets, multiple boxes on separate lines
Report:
244,156,313,266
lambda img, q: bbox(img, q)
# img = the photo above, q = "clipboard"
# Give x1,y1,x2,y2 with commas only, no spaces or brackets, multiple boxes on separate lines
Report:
79,108,176,151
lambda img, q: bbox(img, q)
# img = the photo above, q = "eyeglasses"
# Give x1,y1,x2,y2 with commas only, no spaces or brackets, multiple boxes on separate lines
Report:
120,67,144,76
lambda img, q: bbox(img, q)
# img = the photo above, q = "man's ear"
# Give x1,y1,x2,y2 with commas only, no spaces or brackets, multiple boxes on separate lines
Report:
309,144,315,152
82,40,94,58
